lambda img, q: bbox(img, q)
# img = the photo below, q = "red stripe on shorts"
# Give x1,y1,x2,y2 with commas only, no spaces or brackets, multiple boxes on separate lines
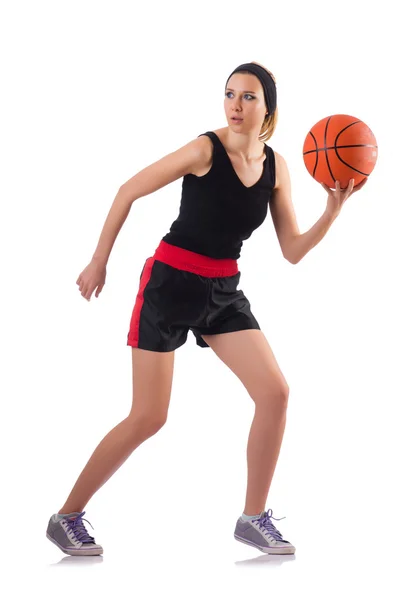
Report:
127,257,155,347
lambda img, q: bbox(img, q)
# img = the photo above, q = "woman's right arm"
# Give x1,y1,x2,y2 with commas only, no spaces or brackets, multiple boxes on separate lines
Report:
91,136,210,264
76,136,211,301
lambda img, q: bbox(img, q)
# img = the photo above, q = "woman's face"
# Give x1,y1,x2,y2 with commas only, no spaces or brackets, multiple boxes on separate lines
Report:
224,73,267,133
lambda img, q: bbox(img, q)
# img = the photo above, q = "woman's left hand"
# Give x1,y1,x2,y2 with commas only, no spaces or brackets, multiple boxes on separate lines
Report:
320,177,368,217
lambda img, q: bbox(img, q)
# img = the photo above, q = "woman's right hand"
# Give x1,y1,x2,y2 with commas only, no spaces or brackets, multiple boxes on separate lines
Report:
76,258,107,302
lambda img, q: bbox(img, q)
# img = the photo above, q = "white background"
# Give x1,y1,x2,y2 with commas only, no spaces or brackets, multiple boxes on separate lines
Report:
1,0,396,597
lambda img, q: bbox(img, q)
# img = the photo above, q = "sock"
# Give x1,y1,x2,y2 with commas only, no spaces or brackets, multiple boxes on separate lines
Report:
241,512,262,521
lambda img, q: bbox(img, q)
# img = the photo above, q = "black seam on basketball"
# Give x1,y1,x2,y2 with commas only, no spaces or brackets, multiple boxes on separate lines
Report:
303,143,377,156
309,131,319,177
333,121,371,176
334,121,361,147
324,117,335,182
333,150,371,176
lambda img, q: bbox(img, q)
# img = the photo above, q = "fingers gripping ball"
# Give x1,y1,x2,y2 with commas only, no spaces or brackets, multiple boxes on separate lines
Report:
303,114,378,189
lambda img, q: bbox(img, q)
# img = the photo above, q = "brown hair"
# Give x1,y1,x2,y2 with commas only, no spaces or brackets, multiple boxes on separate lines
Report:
232,61,278,143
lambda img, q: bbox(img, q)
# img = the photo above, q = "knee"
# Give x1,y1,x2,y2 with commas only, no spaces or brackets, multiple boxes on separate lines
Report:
145,417,167,436
254,382,290,413
280,383,290,411
127,412,168,438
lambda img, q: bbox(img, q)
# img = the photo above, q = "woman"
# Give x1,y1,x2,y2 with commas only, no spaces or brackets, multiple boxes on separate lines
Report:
46,61,366,556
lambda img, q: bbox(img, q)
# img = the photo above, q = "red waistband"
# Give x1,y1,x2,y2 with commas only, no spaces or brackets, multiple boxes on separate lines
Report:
153,240,239,277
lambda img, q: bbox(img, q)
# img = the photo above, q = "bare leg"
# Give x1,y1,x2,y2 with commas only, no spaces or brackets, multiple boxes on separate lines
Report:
201,330,289,515
243,403,287,515
58,416,162,514
58,348,175,514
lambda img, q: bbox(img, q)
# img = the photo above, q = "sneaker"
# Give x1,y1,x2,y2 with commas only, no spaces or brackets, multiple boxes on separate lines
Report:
46,511,103,556
234,508,295,554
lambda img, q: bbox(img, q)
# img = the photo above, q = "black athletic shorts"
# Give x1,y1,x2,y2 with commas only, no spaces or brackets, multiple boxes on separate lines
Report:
126,240,260,352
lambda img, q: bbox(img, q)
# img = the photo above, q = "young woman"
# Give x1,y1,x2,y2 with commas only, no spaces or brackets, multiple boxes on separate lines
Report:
46,61,366,557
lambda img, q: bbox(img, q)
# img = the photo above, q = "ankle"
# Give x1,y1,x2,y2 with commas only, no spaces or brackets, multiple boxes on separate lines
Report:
57,507,82,515
243,509,263,516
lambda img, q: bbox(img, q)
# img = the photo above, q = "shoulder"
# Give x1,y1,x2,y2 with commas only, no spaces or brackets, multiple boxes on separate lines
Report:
179,133,214,164
196,131,216,154
272,149,283,164
272,150,290,190
180,132,215,177
188,127,232,176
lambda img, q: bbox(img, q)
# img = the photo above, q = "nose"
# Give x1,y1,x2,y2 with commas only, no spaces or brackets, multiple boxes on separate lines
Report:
232,99,242,112
228,95,242,112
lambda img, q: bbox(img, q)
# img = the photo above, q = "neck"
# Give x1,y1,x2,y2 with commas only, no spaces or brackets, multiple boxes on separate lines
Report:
224,127,264,161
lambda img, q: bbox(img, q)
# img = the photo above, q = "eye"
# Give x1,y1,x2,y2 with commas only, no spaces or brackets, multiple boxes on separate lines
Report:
225,92,255,100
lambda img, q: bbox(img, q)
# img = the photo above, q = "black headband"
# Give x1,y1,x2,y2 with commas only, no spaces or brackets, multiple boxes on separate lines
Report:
226,63,277,116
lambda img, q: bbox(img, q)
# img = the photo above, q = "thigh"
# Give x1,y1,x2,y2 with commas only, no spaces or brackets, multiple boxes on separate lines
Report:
201,329,289,406
129,347,175,426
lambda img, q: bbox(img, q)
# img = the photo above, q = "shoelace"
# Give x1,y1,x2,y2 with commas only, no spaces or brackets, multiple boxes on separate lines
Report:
253,508,286,542
65,511,95,544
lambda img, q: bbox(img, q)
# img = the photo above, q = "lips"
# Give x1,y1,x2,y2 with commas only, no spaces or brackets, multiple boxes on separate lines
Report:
232,117,243,121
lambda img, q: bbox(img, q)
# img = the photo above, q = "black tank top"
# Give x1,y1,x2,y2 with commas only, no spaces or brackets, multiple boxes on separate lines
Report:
162,131,276,259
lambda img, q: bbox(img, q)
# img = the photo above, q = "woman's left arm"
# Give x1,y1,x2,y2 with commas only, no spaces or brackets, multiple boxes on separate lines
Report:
289,178,368,264
269,151,368,264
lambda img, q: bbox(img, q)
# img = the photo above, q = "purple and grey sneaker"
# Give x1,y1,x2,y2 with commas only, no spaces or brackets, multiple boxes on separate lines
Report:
46,511,103,556
234,508,295,554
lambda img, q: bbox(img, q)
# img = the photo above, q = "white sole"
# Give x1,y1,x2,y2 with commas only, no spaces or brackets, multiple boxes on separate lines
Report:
46,533,103,556
234,534,295,555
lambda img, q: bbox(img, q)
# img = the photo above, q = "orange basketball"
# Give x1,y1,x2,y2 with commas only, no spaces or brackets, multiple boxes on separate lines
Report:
303,114,378,189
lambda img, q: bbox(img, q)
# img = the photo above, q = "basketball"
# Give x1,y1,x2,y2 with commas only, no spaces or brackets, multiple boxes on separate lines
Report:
303,114,378,189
